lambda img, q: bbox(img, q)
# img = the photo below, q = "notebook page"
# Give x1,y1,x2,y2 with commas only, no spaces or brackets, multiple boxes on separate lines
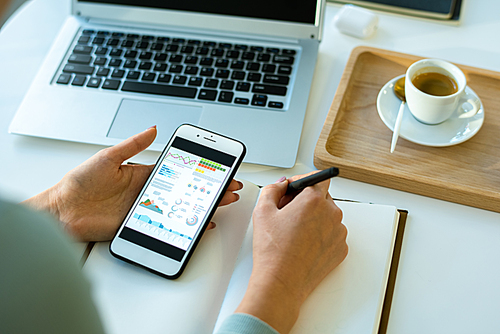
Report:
83,179,260,334
214,199,400,334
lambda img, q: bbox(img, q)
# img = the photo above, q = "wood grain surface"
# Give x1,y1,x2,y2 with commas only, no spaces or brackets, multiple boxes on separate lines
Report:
314,46,500,213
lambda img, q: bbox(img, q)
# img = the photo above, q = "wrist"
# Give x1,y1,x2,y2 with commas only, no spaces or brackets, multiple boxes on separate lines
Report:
22,184,62,222
235,272,303,334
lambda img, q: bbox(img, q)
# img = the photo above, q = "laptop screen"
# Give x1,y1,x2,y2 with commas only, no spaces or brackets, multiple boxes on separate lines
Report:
79,0,318,24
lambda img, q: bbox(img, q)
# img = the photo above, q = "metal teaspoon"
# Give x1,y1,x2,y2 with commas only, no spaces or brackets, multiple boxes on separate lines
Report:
390,76,406,153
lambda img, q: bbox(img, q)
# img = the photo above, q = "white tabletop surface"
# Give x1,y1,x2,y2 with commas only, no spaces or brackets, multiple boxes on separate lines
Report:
1,1,500,333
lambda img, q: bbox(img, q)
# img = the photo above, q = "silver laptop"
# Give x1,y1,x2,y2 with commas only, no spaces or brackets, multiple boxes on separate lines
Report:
9,0,325,168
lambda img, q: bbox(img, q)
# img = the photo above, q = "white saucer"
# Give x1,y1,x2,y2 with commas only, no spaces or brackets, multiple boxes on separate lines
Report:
377,75,485,147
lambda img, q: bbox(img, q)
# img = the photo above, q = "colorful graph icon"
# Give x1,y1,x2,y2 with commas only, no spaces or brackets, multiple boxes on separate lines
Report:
166,152,198,166
186,215,198,226
139,199,163,214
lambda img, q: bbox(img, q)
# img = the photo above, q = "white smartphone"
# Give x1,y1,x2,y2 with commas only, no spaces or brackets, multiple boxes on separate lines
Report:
110,124,246,279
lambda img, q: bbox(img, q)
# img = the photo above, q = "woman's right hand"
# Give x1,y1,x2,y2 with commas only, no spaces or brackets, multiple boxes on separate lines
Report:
235,173,348,334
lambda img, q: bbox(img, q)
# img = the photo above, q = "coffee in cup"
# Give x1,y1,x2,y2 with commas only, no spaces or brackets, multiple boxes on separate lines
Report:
405,59,480,125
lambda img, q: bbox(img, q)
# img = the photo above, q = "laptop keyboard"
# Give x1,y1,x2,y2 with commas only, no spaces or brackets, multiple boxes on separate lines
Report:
55,29,298,110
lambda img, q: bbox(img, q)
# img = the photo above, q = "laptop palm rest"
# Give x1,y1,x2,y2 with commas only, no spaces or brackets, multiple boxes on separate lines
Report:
107,99,202,144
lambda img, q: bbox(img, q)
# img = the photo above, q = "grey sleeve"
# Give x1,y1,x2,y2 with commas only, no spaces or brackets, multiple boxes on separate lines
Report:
0,200,105,334
216,313,280,334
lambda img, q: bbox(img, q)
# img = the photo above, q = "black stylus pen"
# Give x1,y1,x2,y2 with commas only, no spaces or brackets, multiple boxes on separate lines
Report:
286,167,339,194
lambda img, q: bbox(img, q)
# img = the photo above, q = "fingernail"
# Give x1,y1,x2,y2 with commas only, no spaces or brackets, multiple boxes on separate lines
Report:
147,125,157,130
275,176,286,183
237,180,244,189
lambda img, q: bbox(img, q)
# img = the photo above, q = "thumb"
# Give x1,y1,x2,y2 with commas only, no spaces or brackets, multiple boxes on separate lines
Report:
256,178,289,211
105,126,157,164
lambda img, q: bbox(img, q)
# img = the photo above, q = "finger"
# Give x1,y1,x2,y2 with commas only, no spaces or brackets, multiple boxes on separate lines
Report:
218,191,240,206
206,222,216,230
104,126,157,164
257,179,289,210
226,179,244,192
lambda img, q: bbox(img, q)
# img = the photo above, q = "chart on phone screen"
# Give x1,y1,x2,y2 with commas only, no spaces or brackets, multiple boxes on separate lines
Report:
125,147,232,250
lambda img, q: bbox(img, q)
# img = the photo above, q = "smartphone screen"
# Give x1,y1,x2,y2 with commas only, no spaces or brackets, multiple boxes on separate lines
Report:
117,136,236,262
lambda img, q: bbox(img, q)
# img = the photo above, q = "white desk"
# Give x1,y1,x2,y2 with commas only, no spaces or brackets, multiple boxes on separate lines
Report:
1,1,500,332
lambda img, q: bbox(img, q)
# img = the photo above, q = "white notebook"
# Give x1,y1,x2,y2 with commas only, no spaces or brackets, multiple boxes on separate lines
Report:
83,179,403,334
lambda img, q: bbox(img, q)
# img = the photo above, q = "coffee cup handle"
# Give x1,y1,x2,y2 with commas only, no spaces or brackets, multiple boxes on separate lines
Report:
458,92,481,119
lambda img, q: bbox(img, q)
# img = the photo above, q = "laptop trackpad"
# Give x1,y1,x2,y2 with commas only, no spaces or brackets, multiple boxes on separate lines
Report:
107,99,202,144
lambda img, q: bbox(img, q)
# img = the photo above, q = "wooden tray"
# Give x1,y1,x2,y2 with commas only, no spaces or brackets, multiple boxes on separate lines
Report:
314,46,500,213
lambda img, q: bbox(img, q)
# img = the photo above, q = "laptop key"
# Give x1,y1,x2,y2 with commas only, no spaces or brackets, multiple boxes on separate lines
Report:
169,64,183,73
121,40,134,48
251,94,267,107
247,73,262,82
93,57,107,66
200,68,214,76
269,101,284,109
188,77,203,86
252,84,287,96
215,59,229,68
184,66,199,75
242,52,255,60
263,74,289,85
215,69,230,78
236,82,250,92
109,59,122,67
136,41,149,49
126,71,140,80
173,75,187,85
68,54,92,64
198,89,217,101
220,80,235,90
102,79,121,90
234,97,249,105
74,45,93,54
139,62,153,70
96,68,110,76
142,72,156,81
165,44,179,52
278,66,292,75
111,69,125,78
262,64,276,73
63,64,94,75
139,52,153,60
181,46,194,53
246,62,260,71
154,63,167,72
200,57,214,66
282,49,296,55
87,77,101,88
273,55,294,65
92,37,105,45
211,48,224,57
170,54,183,63
184,56,198,64
123,60,137,68
234,44,248,50
56,73,72,84
257,53,271,62
196,47,209,55
78,36,90,44
71,75,87,86
204,79,219,88
82,29,95,35
107,39,120,47
226,51,240,59
109,48,123,57
158,74,172,83
218,91,234,103
151,43,164,51
124,50,138,58
230,61,244,70
122,81,197,98
231,71,245,80
153,53,167,62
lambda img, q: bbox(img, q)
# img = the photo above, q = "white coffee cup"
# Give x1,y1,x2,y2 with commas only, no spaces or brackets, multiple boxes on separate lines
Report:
405,59,480,125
